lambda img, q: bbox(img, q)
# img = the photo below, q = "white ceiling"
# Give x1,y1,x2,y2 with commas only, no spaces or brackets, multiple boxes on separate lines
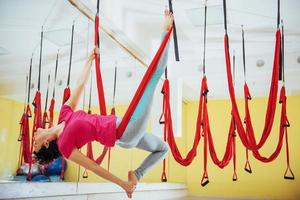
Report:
0,0,300,110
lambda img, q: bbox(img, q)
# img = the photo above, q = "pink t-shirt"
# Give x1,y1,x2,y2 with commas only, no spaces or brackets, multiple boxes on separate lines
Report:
57,105,117,158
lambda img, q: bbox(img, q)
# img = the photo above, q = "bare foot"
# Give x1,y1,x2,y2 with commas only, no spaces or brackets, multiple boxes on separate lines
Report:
128,170,138,186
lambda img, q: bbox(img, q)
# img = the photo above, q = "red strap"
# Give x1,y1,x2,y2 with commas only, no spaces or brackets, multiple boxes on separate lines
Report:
201,95,209,186
94,15,107,116
232,121,237,181
48,98,55,128
116,28,173,139
161,110,168,182
107,147,111,172
63,87,71,105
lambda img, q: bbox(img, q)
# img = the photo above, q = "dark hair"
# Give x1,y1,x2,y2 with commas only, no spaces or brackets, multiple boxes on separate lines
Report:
34,140,61,164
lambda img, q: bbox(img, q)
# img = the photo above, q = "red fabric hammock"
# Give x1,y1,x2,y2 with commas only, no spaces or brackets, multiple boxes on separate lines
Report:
81,14,109,173
17,105,32,172
116,27,173,139
27,91,42,180
159,77,204,166
224,31,281,151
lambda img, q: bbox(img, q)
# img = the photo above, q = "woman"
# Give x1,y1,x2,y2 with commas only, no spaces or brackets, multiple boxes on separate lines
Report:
33,10,173,198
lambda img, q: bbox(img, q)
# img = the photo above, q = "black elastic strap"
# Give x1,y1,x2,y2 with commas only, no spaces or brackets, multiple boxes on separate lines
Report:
223,0,228,33
52,50,59,99
202,1,207,76
277,0,280,29
27,56,33,104
168,0,180,61
44,74,50,111
67,22,75,86
164,67,168,79
241,25,246,82
97,0,100,14
23,75,28,113
38,27,43,91
112,65,117,107
88,72,93,113
279,21,284,81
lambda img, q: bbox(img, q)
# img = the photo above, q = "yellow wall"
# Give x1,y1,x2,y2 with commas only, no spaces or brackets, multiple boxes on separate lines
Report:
185,96,300,200
0,98,24,179
0,96,299,199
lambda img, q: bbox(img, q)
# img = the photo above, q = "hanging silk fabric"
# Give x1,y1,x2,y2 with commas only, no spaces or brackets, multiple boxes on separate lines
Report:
91,0,110,166
49,51,59,128
223,0,281,152
280,23,294,180
89,0,173,168
17,59,32,173
82,72,95,178
42,74,50,128
241,25,253,174
28,28,44,181
223,0,294,178
60,23,75,180
62,23,74,105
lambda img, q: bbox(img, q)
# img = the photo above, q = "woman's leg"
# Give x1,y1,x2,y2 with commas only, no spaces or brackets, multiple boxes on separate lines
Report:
117,32,170,148
133,133,169,180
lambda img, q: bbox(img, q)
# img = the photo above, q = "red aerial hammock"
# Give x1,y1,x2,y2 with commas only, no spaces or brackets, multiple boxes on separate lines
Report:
240,25,253,174
159,2,208,182
42,74,50,128
196,3,236,185
222,0,282,158
279,23,294,180
222,0,282,151
28,27,44,181
89,0,173,167
62,23,74,105
82,72,96,178
60,23,75,180
83,65,117,178
116,28,173,139
16,59,32,173
48,50,59,128
159,5,208,181
244,22,294,178
89,0,110,166
223,0,294,179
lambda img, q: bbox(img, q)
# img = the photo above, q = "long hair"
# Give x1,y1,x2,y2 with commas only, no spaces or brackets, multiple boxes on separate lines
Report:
34,140,61,164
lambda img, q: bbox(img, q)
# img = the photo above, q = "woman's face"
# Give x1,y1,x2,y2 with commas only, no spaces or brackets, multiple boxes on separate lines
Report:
33,128,49,152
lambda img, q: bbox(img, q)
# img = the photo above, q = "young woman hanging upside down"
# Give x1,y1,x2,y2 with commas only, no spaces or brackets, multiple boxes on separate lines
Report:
33,10,173,198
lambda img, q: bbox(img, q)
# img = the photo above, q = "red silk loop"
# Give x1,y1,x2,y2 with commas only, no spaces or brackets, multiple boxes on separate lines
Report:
63,87,71,105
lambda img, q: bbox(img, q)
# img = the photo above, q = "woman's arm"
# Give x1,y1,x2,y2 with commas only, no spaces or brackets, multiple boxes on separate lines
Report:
65,50,96,110
68,148,135,197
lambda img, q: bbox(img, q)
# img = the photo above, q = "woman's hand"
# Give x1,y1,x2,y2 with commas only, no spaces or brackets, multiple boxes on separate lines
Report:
87,47,99,63
163,9,174,32
121,180,136,198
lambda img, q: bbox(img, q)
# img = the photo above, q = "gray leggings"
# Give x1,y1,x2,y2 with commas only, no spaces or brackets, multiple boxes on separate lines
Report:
115,33,170,180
